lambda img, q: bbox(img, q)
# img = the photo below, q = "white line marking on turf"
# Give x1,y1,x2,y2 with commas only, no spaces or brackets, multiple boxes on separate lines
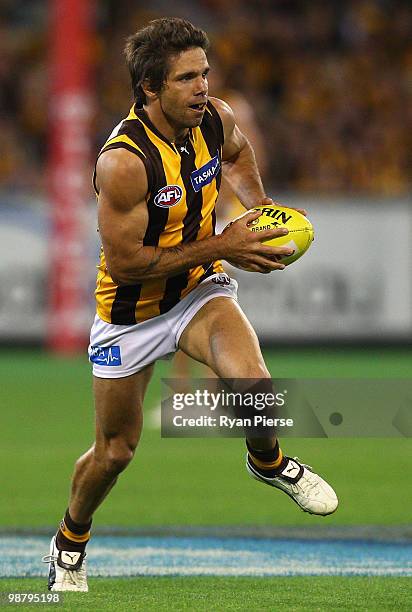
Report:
1,536,411,577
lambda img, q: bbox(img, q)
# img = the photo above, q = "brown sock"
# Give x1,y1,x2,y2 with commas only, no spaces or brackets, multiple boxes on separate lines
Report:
55,509,92,553
246,440,287,475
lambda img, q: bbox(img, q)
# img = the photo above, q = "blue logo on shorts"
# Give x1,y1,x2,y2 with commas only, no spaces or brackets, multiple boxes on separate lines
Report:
190,152,221,192
90,346,122,366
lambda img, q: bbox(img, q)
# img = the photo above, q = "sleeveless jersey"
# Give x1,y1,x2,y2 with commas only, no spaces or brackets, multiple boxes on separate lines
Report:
94,100,225,324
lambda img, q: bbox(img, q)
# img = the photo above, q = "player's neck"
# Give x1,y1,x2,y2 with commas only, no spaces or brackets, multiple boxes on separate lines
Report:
143,104,189,145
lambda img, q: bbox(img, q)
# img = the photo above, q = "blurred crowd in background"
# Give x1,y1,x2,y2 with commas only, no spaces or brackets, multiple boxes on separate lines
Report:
1,0,412,198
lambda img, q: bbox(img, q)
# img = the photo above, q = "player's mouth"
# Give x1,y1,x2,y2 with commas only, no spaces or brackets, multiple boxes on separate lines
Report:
188,102,207,114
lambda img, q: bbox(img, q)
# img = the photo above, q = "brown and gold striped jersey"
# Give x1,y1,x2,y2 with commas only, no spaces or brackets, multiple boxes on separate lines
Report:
93,100,225,324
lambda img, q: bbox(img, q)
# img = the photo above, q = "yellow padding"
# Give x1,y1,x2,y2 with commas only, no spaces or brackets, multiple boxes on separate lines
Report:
60,520,90,543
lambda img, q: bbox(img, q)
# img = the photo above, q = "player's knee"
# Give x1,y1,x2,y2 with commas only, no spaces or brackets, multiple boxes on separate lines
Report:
227,360,270,380
103,438,136,476
246,363,271,380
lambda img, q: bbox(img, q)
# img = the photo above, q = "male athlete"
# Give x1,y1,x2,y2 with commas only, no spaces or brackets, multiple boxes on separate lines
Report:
43,17,338,592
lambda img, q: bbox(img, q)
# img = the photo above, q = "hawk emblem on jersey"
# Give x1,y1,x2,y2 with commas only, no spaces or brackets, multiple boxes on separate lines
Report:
154,185,183,208
190,152,221,193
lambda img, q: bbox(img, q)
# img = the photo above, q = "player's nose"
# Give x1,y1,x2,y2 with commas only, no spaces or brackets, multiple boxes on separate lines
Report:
194,76,208,96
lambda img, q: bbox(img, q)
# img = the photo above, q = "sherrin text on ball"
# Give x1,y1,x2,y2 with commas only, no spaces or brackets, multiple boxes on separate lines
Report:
247,205,314,266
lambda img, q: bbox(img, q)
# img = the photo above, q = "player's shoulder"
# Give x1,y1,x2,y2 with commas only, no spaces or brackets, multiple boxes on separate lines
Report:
208,97,236,144
208,96,235,123
96,147,148,198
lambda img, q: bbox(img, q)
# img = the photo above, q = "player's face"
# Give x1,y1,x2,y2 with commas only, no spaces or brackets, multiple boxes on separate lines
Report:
159,47,209,132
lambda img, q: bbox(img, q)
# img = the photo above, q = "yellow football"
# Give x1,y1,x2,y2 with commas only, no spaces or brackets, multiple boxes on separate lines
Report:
247,205,314,266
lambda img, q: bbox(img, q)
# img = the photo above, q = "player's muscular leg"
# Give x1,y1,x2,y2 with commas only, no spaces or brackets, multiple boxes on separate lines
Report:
178,297,275,451
68,364,154,524
179,297,268,378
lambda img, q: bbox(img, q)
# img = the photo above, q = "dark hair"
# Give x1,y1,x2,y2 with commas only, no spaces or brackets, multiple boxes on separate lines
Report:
124,17,209,106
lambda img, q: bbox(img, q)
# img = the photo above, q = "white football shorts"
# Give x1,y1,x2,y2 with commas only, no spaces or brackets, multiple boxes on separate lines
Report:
88,273,238,378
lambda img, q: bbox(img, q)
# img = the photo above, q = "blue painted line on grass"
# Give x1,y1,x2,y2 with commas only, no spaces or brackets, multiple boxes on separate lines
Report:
1,536,411,578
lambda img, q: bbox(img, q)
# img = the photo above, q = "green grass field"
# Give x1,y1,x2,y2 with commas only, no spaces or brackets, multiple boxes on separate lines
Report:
1,348,411,527
1,348,411,610
1,576,411,611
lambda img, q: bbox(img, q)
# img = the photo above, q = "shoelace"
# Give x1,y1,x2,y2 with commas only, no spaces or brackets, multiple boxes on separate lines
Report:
62,568,86,586
42,554,86,586
288,458,320,495
293,457,313,472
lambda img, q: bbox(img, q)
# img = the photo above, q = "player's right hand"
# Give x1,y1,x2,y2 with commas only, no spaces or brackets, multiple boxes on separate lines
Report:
220,209,294,273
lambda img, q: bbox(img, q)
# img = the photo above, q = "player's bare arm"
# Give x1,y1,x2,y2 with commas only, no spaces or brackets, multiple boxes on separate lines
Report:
212,96,266,209
96,149,294,283
212,96,307,216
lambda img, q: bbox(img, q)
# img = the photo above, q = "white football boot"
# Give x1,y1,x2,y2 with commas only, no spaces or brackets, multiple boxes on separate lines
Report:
246,454,338,516
42,535,88,592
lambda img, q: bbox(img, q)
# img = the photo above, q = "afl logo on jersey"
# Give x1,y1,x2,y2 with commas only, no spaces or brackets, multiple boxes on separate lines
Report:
154,185,183,208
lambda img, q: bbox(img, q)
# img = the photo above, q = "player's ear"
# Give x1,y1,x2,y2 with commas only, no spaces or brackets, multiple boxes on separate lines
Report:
141,79,159,103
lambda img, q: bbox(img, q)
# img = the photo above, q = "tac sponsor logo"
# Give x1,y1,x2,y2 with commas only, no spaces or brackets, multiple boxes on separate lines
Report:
89,345,122,366
190,152,221,193
154,185,183,208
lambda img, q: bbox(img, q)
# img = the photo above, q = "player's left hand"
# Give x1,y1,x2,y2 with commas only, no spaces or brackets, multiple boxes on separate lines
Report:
258,197,307,218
